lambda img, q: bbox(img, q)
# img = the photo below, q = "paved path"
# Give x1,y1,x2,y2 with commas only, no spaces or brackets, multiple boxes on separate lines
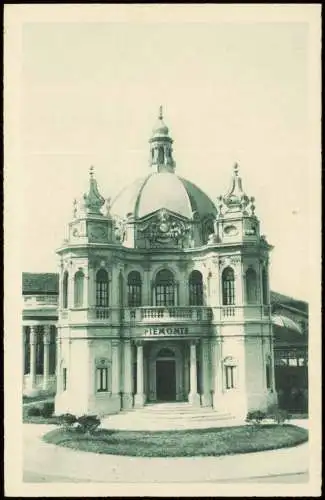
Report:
23,421,309,483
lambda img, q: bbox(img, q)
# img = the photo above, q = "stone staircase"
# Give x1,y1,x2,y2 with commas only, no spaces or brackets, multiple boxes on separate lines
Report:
101,402,240,431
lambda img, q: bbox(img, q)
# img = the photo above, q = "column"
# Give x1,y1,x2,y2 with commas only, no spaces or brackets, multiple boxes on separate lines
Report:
143,267,151,305
200,338,211,407
55,331,62,394
29,326,37,392
122,339,133,409
188,341,200,406
112,341,120,396
22,327,25,388
134,341,145,407
213,339,223,410
42,325,51,391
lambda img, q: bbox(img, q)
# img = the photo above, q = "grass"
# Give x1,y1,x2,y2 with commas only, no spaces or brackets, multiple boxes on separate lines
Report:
22,401,59,425
42,424,308,458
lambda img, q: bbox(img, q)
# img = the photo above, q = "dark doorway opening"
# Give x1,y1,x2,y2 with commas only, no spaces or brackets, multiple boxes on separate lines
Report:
156,360,176,401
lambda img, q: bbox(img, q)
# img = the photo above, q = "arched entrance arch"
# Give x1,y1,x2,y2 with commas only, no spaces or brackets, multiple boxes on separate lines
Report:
148,343,184,402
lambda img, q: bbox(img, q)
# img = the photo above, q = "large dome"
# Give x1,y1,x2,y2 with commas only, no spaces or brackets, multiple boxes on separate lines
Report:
111,172,216,220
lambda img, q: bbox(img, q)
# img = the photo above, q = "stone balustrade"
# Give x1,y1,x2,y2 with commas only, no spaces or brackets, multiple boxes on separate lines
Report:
24,295,58,307
58,304,271,325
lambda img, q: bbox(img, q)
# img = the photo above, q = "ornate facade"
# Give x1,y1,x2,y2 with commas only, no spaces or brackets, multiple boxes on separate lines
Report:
44,109,279,419
22,110,308,418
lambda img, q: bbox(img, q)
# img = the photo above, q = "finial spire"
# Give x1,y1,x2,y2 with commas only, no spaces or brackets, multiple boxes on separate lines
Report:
234,163,239,176
82,166,105,215
158,105,163,120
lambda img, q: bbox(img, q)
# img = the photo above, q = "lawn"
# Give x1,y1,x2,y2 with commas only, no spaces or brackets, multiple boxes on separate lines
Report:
42,424,308,458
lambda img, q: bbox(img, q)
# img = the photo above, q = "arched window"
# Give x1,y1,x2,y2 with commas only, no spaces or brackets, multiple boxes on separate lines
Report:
118,270,124,307
189,270,203,306
245,268,257,304
262,267,268,305
63,271,68,309
222,267,235,305
96,269,109,307
155,269,175,307
127,271,142,307
158,146,164,164
74,270,84,307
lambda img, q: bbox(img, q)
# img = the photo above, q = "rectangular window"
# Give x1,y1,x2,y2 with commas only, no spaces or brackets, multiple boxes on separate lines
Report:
225,366,235,389
63,368,67,391
96,367,108,392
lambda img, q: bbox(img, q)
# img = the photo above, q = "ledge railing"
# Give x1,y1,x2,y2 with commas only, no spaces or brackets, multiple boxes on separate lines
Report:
58,304,271,323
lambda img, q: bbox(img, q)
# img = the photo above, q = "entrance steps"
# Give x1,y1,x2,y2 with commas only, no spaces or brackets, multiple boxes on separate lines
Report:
101,402,240,431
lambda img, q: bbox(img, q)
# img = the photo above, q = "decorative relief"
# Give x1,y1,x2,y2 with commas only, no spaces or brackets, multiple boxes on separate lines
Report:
114,216,127,243
245,222,257,236
139,209,191,248
223,224,238,236
88,223,108,241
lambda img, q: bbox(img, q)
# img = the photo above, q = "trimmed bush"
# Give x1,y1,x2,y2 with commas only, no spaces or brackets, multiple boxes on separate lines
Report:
41,402,55,417
58,413,78,430
77,415,101,434
270,408,291,425
245,410,267,425
27,406,42,417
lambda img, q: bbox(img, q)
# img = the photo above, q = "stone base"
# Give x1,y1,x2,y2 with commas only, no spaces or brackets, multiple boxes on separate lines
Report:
122,392,134,410
134,393,146,408
188,392,201,407
200,392,212,407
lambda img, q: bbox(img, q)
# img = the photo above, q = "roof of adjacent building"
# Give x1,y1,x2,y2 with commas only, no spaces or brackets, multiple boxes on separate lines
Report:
270,291,308,315
22,273,59,295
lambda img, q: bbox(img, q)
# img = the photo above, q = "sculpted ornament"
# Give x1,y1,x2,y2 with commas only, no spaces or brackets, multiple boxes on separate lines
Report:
114,217,127,243
140,209,191,248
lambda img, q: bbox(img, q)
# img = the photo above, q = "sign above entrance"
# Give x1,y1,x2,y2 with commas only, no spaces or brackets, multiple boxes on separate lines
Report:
144,326,189,337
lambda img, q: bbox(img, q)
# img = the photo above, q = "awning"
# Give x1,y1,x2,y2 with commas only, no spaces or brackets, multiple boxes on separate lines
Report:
272,315,303,334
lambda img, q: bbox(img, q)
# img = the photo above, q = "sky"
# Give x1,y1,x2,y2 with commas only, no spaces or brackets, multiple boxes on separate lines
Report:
11,6,320,302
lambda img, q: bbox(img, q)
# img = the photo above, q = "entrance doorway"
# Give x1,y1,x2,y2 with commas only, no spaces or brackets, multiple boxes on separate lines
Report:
156,360,176,401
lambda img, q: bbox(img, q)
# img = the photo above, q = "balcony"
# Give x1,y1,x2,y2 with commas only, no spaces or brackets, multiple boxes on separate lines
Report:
125,306,213,323
59,304,271,325
23,295,58,308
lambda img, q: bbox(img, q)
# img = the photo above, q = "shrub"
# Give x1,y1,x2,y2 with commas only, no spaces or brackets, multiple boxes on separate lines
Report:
246,410,267,425
270,408,291,425
77,415,101,434
58,413,78,430
27,406,42,417
40,402,55,417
